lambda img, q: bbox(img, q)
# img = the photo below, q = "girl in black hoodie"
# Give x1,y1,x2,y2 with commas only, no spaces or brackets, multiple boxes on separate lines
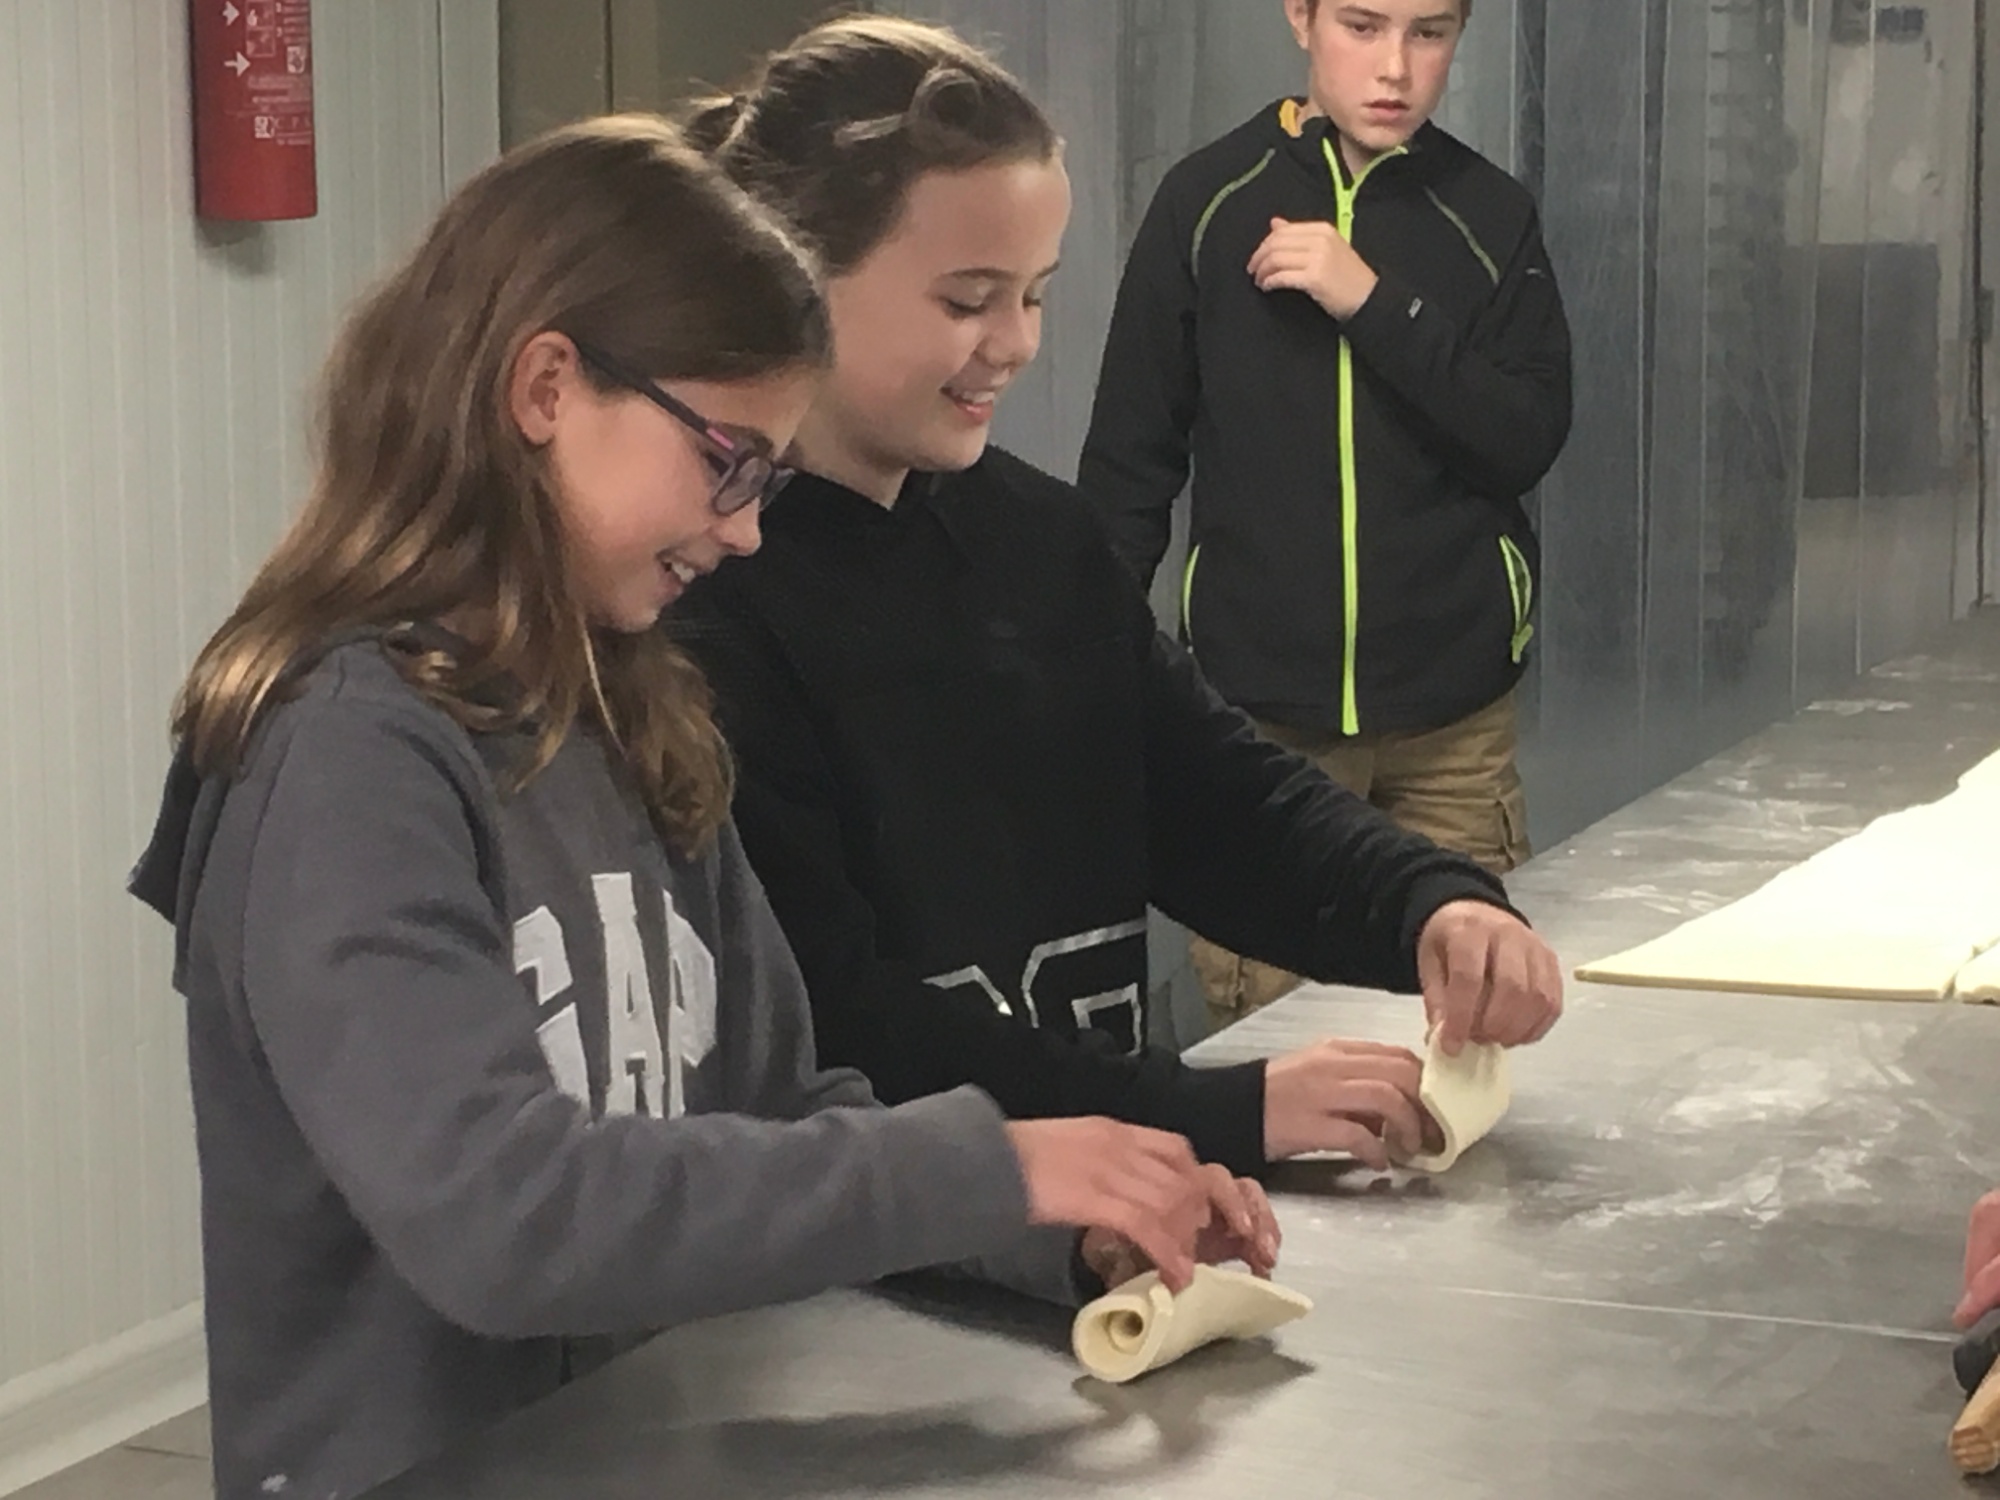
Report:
674,16,1565,1183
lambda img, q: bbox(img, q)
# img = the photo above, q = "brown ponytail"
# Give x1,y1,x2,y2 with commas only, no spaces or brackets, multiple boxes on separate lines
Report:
684,93,749,154
687,16,1059,276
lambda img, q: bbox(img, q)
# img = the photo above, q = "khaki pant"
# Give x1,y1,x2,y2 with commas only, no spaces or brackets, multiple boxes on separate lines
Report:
1193,690,1531,1031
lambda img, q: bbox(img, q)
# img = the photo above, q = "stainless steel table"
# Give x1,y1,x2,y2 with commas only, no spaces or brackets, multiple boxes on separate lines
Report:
378,614,2000,1498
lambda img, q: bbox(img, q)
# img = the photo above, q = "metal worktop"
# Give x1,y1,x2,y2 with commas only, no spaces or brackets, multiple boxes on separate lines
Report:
378,614,2000,1499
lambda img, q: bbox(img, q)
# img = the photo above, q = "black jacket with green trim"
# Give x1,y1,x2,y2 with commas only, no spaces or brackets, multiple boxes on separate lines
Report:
1080,104,1573,736
669,450,1516,1178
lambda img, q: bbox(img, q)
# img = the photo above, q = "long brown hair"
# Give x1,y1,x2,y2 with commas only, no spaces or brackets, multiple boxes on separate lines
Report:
686,16,1059,276
175,115,830,852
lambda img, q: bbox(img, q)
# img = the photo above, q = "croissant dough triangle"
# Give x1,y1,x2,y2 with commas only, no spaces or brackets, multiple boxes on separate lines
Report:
1072,1265,1313,1383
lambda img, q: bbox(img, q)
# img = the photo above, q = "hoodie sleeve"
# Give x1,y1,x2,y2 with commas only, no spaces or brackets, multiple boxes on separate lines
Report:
676,597,1272,1179
1078,171,1202,588
1140,619,1520,985
708,819,1092,1306
231,689,1052,1340
1340,202,1573,500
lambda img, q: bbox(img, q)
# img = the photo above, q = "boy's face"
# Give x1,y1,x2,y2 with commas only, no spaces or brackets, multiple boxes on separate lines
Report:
1288,0,1463,162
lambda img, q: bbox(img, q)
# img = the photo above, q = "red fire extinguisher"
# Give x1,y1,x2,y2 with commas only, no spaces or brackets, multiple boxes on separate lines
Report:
190,0,317,221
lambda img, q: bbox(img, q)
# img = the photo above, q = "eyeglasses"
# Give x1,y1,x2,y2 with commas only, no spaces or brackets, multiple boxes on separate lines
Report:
571,340,795,516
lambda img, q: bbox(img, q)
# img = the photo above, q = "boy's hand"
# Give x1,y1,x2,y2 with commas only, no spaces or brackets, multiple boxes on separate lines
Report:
1249,217,1380,320
1418,900,1564,1055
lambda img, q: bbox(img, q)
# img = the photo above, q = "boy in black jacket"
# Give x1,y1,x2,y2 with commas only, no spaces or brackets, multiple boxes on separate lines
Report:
1080,0,1573,1026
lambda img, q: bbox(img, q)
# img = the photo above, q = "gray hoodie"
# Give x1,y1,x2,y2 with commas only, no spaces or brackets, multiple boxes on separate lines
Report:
130,635,1083,1500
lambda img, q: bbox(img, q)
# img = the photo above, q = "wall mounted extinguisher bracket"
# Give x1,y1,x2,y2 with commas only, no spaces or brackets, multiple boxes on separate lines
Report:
190,0,318,222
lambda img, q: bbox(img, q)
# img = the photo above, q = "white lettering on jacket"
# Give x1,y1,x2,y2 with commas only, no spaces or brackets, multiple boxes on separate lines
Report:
923,919,1148,1054
514,879,718,1119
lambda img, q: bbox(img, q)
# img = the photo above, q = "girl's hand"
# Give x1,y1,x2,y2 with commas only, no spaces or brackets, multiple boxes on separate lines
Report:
1009,1118,1207,1291
1079,1163,1281,1291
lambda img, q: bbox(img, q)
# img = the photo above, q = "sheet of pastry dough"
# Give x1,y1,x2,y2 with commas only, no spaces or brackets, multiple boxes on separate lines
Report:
1393,1032,1510,1173
1576,781,2000,1000
1960,750,2000,792
1072,1266,1312,1384
1951,943,2000,1004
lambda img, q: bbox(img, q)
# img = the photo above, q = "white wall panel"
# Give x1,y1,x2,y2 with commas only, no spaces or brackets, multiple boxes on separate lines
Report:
0,3,497,1489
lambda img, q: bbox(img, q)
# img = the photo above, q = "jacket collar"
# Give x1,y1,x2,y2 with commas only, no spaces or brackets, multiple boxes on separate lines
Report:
1269,98,1442,190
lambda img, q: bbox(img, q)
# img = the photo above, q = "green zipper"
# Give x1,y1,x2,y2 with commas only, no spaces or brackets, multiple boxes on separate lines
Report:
1322,137,1403,735
1499,535,1535,663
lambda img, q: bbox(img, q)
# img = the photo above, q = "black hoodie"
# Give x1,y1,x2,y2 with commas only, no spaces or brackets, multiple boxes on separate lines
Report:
1081,104,1573,736
672,451,1517,1179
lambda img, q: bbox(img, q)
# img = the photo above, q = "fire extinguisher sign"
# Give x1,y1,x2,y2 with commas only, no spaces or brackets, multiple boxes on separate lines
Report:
191,0,317,221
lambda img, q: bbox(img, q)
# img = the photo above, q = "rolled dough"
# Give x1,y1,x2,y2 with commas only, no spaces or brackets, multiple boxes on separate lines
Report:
1393,1031,1511,1173
1576,779,2000,1001
1071,1266,1312,1384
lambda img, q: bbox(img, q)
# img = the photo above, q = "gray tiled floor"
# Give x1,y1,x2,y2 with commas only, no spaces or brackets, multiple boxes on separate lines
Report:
14,1412,212,1500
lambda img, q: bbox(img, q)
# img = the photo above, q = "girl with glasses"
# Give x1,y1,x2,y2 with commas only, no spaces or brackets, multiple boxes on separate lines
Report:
130,115,1266,1500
